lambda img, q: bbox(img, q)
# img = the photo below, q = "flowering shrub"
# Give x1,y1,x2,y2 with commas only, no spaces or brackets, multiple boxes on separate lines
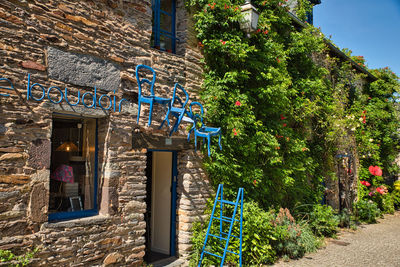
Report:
187,0,400,213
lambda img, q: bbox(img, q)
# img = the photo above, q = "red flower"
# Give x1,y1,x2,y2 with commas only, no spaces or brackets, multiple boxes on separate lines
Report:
362,110,367,114
377,187,384,194
264,30,269,35
282,123,287,127
360,180,370,187
235,100,241,106
224,4,229,9
276,57,281,63
233,128,237,136
253,179,257,185
369,166,382,176
220,40,226,45
280,114,286,120
257,28,261,33
275,146,280,150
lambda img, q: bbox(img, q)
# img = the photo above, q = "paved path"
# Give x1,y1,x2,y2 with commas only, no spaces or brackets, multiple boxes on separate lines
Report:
273,211,400,267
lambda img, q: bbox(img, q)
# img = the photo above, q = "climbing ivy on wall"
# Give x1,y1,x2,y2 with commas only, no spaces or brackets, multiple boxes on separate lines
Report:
186,0,400,210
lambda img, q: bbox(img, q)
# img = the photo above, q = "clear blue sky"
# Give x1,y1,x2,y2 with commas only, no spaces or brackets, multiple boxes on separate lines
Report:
314,0,400,76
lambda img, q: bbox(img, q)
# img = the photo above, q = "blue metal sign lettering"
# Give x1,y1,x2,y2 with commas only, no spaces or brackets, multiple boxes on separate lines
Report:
0,73,129,112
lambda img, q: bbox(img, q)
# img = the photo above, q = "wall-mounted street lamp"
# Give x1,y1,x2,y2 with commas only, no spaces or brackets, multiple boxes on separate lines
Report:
240,0,259,34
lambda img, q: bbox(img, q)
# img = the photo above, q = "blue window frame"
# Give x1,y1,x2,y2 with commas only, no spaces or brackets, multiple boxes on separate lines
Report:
151,0,177,53
48,117,99,222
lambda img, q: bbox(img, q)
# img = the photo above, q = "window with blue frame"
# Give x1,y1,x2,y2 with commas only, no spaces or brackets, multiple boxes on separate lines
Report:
151,0,177,53
48,116,98,221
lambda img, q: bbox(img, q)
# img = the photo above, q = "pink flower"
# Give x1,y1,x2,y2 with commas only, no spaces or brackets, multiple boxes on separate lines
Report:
235,100,241,106
369,166,382,176
365,181,371,187
369,191,374,196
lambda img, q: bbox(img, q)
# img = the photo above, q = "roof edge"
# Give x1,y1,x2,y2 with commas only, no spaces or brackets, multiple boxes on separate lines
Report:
287,11,377,81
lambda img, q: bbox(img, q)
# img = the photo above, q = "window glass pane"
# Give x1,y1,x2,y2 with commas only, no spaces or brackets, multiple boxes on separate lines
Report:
49,118,96,214
160,13,172,32
161,0,172,13
160,34,173,52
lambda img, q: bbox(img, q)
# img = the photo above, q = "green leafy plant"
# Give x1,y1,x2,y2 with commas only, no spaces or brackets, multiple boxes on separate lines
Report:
392,189,400,210
272,208,320,259
190,201,277,266
307,204,339,237
354,200,381,223
337,208,357,229
0,248,37,267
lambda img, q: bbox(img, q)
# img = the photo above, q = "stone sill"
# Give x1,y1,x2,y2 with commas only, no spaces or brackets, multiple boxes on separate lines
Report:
150,47,185,59
42,214,111,229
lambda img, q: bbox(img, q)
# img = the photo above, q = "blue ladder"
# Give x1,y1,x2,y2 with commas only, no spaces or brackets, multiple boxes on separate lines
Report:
198,184,244,267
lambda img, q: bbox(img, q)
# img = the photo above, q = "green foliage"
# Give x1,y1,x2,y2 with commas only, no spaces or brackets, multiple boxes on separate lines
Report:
376,193,395,214
354,200,381,223
307,204,339,237
337,208,356,229
0,248,37,267
271,208,320,259
190,201,277,266
187,0,400,213
392,189,400,210
190,204,321,266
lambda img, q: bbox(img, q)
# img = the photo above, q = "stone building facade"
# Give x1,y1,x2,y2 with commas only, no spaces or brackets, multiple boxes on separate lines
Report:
0,0,212,266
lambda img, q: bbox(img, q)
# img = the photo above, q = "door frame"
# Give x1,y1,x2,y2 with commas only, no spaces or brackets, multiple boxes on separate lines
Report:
147,149,178,257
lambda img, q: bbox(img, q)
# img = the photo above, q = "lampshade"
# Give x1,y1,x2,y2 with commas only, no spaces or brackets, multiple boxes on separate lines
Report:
56,141,78,152
240,0,259,33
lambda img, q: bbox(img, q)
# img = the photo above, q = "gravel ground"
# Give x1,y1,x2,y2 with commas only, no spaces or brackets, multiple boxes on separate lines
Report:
273,211,400,267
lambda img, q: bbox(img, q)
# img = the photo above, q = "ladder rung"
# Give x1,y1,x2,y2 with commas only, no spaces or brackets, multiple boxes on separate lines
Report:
220,232,240,239
212,216,238,223
203,250,223,259
223,215,239,222
219,199,236,205
227,250,239,256
208,234,227,241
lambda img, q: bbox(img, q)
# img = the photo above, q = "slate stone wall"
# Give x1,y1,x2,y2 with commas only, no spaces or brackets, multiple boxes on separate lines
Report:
0,0,210,266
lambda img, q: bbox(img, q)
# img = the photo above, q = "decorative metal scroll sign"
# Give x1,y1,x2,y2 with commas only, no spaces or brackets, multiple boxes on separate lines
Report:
0,74,130,112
